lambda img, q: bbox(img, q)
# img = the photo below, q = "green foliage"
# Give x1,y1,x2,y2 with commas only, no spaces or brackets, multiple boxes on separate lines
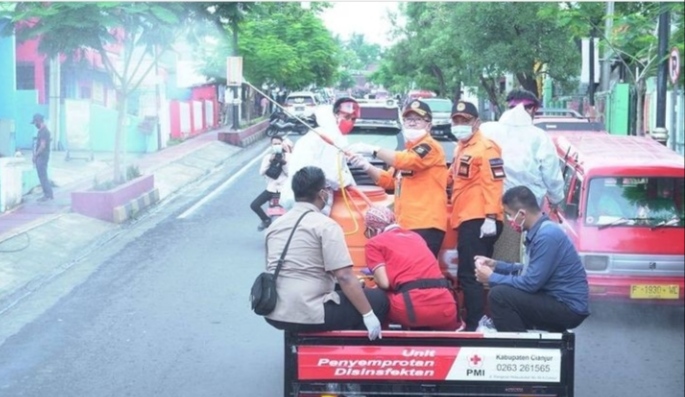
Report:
336,69,355,90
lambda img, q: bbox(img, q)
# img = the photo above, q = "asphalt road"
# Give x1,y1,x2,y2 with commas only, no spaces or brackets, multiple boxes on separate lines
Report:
0,138,682,397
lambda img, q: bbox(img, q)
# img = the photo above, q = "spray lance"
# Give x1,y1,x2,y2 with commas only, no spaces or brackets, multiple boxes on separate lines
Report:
241,80,350,155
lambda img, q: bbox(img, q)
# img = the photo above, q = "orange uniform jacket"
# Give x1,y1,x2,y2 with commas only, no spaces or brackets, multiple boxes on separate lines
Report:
377,134,448,231
449,130,505,229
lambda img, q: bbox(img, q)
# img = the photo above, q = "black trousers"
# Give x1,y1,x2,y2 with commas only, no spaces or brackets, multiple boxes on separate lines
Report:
457,218,503,331
250,190,275,222
35,157,53,199
266,288,389,333
488,285,589,332
413,228,445,259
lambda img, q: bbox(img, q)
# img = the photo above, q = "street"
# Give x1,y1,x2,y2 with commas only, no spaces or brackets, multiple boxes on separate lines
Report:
0,142,683,397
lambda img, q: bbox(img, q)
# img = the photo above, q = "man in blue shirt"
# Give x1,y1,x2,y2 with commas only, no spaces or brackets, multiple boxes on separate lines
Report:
474,186,590,332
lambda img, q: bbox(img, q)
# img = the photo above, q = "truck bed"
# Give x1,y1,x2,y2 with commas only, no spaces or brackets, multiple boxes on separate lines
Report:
284,330,575,397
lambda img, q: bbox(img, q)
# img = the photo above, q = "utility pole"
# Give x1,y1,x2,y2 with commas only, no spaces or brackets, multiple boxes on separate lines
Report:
653,3,670,145
588,31,596,106
600,1,615,92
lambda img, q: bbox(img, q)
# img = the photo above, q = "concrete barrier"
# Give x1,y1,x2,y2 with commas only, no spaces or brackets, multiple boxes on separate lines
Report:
217,119,269,147
112,188,160,224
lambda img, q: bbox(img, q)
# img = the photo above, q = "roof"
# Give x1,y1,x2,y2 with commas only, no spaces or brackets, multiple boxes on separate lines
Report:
553,133,685,171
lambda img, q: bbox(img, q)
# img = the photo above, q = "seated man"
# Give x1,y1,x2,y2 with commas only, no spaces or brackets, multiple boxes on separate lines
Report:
364,206,460,331
474,186,590,332
264,166,389,340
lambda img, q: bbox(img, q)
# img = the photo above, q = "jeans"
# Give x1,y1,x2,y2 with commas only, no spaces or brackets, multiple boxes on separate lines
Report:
35,156,53,199
250,190,275,222
488,285,589,332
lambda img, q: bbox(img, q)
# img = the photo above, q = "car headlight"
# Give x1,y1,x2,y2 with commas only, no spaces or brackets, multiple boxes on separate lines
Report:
582,255,609,271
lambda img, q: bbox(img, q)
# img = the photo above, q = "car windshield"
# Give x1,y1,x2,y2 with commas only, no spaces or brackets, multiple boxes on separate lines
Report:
536,121,605,132
423,100,452,113
349,126,401,136
285,96,314,105
585,176,685,227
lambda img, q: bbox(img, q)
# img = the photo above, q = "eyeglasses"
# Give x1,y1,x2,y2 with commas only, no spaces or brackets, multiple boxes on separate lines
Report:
403,117,428,124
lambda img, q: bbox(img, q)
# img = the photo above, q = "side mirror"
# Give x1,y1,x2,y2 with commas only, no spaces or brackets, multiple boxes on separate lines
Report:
565,203,579,220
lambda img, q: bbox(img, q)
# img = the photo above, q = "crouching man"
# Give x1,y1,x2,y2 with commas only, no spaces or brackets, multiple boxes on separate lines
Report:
474,186,590,332
364,206,460,331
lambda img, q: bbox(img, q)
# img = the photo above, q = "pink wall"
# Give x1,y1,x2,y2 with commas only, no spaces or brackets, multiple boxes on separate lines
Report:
15,38,46,103
190,84,219,130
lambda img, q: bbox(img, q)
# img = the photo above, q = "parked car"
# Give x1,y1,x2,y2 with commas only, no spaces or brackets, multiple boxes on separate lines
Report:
534,108,606,132
422,97,454,141
284,91,319,119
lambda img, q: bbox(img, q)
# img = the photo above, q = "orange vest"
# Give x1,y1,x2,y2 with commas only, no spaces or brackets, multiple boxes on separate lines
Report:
449,130,505,229
378,134,448,231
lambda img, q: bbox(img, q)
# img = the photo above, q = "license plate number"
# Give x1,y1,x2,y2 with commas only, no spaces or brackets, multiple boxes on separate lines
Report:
630,285,680,299
295,107,304,111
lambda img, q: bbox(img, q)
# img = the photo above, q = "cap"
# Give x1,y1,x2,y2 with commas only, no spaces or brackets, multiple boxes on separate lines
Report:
451,101,479,120
30,113,44,125
402,100,432,120
333,97,360,117
365,206,396,230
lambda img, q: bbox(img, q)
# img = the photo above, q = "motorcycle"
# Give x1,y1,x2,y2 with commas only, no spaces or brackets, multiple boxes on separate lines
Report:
265,111,296,137
265,192,286,221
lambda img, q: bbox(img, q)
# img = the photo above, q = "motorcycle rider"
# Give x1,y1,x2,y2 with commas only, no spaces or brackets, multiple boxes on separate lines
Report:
280,97,361,216
251,136,290,231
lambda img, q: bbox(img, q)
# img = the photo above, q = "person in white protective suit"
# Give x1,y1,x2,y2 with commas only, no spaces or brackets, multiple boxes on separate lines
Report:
479,89,565,263
280,98,361,216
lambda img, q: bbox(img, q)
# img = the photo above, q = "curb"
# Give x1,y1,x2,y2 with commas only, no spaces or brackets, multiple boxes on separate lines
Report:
218,120,269,147
112,188,161,224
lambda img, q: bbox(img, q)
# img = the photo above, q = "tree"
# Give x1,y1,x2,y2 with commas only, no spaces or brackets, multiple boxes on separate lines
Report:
194,2,339,90
336,69,355,90
3,2,189,182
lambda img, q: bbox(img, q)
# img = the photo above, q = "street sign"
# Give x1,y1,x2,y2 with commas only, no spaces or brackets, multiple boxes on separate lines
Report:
226,56,243,87
669,47,680,85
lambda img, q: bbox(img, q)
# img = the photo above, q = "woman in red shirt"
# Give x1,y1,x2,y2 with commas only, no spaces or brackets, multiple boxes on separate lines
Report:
364,206,461,331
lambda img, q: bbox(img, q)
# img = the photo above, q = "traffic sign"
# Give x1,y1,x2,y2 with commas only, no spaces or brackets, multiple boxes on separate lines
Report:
669,47,680,85
226,56,243,87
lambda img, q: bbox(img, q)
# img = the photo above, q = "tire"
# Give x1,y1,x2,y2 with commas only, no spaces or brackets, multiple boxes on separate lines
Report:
266,126,278,137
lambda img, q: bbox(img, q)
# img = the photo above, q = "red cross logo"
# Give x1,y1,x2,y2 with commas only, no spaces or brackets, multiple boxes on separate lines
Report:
469,354,483,368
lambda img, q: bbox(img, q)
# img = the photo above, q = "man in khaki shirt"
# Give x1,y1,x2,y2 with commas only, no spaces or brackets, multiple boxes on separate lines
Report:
265,166,388,340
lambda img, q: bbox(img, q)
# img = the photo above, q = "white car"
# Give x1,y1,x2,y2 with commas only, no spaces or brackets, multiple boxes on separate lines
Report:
284,91,319,118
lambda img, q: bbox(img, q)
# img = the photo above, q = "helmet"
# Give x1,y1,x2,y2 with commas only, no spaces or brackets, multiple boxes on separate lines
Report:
364,206,396,231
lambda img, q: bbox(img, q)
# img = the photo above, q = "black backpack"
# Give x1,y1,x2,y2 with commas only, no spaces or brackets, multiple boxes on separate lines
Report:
250,211,312,316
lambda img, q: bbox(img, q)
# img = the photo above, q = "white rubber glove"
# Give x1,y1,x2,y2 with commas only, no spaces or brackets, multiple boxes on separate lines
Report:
480,218,497,238
348,154,372,171
346,142,379,156
362,310,382,340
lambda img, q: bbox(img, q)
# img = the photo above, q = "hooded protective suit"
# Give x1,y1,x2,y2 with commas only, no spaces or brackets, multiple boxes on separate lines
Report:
280,105,356,211
480,104,564,206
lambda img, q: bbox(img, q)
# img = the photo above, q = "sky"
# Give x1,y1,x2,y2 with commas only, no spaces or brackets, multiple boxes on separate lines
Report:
320,1,402,48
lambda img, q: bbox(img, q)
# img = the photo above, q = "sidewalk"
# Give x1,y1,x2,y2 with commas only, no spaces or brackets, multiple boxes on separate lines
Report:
0,124,266,319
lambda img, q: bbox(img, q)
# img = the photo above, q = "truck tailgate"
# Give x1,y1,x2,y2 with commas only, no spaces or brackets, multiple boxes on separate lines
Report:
284,330,575,397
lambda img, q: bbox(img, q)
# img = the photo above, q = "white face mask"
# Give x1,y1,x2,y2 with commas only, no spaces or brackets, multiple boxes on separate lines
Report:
451,125,473,141
402,128,426,143
272,144,283,154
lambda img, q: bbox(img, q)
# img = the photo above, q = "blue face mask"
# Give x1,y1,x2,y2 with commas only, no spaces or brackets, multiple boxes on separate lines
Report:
272,144,283,154
451,125,473,141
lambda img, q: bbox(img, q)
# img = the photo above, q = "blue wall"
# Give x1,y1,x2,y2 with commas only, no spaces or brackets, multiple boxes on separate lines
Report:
88,104,152,153
14,91,48,150
0,18,18,155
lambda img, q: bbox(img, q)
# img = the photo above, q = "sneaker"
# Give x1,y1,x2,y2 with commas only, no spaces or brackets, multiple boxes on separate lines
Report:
257,219,271,231
37,196,53,202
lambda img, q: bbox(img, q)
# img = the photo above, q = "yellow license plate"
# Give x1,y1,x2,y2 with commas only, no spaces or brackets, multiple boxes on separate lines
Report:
630,285,680,299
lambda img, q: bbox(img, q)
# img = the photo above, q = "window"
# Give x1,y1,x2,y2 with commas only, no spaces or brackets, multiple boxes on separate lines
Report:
560,169,582,220
585,176,685,227
285,96,315,105
16,63,35,90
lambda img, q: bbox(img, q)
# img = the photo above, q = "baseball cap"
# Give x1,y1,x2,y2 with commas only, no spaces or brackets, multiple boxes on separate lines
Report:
451,101,479,120
402,100,432,120
30,113,44,125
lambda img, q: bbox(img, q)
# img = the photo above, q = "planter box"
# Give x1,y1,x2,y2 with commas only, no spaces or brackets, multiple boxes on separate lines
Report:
218,119,269,147
71,174,155,223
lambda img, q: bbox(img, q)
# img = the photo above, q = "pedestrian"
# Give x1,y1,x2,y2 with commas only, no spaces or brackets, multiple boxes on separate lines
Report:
480,89,565,264
363,206,460,331
250,136,290,231
346,100,448,258
264,166,388,340
31,113,53,202
261,95,269,117
474,185,590,332
280,98,361,216
448,100,505,331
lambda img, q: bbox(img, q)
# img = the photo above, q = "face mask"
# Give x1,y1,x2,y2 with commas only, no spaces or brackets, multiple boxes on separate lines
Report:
507,210,526,233
402,128,426,142
272,144,283,154
451,125,473,141
318,189,330,210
